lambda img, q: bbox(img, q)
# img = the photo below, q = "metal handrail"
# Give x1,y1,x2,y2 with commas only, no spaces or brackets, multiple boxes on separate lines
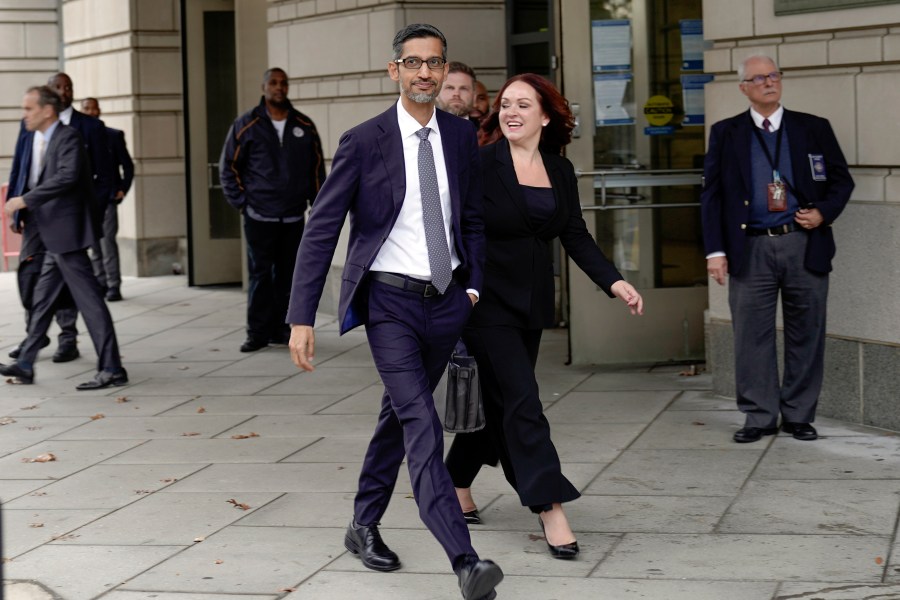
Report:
576,167,703,211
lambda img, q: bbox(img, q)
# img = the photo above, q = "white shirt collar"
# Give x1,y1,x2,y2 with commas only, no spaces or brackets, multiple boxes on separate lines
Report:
750,105,784,131
397,98,440,140
59,106,74,125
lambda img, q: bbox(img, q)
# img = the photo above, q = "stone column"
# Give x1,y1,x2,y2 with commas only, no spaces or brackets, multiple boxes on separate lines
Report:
61,0,185,276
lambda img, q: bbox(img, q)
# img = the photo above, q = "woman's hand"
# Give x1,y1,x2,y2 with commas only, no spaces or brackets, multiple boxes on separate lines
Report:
610,280,643,316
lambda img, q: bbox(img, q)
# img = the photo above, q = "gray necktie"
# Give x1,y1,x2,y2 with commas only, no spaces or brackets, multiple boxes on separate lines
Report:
416,127,452,293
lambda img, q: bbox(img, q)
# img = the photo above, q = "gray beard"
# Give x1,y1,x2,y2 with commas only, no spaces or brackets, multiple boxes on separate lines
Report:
404,88,437,104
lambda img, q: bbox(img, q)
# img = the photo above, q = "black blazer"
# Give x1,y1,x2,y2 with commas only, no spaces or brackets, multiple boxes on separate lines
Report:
470,139,623,329
701,108,854,275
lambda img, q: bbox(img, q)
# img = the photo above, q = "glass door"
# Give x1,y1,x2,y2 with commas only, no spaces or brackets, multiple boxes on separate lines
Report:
560,0,708,364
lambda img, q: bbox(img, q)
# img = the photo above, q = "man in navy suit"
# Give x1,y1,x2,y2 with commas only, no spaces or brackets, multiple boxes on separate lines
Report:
286,24,502,600
701,54,854,444
1,86,127,390
48,73,115,298
81,97,135,302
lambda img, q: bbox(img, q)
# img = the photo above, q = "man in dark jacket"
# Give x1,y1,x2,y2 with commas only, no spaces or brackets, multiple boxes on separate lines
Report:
81,97,135,302
219,67,325,352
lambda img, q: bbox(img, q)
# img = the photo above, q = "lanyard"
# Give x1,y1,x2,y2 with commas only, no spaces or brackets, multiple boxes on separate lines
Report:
751,122,784,183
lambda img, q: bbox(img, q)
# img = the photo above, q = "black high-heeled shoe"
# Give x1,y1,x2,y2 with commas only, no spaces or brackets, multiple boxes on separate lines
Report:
538,516,579,559
463,509,482,525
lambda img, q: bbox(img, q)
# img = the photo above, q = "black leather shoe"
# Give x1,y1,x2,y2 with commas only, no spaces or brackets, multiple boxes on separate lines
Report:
76,369,129,391
106,287,123,302
344,520,401,572
463,509,482,525
733,426,778,443
782,422,818,441
240,338,267,353
0,362,35,384
456,556,503,600
9,336,51,359
538,516,579,559
52,345,80,363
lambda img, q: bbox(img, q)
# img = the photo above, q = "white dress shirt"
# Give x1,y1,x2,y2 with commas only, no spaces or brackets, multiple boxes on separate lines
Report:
371,99,461,279
59,105,73,126
28,120,60,190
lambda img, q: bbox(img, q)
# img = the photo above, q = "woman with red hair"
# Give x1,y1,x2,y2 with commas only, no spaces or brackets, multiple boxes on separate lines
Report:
445,74,643,559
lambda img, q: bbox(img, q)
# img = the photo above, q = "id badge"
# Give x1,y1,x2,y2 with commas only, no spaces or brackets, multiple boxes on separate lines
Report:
768,181,787,212
809,154,827,181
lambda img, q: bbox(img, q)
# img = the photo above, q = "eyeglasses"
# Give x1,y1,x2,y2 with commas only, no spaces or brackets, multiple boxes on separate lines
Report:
742,71,783,85
393,56,447,70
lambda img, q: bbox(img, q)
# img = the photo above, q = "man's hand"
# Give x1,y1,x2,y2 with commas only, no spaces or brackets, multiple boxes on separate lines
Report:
115,190,125,203
468,293,478,306
707,256,728,286
4,196,26,217
610,280,644,316
795,207,824,230
289,324,316,372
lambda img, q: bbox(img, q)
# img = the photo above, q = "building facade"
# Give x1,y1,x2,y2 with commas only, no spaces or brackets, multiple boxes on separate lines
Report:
0,0,897,428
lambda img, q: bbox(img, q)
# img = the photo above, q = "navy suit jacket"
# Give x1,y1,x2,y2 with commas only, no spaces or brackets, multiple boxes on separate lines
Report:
107,126,134,199
287,104,485,334
68,109,114,208
701,108,854,275
21,124,96,255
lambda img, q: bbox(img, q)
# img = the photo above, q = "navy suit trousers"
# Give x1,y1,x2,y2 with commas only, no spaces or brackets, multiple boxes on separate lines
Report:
355,278,476,565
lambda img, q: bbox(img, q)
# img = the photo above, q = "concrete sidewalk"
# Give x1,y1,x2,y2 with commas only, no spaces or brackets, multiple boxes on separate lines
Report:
2,273,900,600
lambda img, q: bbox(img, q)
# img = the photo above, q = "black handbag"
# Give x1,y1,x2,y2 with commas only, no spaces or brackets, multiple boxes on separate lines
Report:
434,341,485,433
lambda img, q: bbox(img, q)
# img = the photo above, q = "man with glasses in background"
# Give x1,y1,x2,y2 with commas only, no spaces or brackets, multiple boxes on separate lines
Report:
701,54,854,444
286,23,503,600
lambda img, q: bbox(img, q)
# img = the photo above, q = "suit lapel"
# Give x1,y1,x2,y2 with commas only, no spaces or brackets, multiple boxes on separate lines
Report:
37,126,63,183
495,138,532,225
375,105,406,211
734,111,753,194
436,111,461,222
783,109,807,185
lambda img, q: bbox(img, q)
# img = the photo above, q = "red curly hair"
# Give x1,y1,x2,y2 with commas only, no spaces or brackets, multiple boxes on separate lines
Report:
478,73,575,154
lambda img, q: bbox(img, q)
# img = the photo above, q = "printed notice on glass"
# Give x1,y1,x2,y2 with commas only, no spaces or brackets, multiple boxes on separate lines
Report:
681,74,714,126
679,20,704,71
595,73,634,126
592,20,631,72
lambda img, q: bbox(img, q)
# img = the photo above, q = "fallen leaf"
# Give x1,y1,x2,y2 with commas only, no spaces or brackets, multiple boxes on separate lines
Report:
679,365,704,377
279,588,297,593
0,417,16,425
51,534,79,541
691,421,706,426
197,407,206,414
115,396,129,403
20,405,37,410
177,366,190,371
135,489,151,494
30,492,47,496
22,453,57,463
90,413,105,420
1,558,12,563
230,432,259,440
227,498,251,511
29,523,44,528
160,478,178,483
337,466,345,470
214,559,224,564
26,426,42,431
182,432,201,437
876,556,884,565
193,536,205,543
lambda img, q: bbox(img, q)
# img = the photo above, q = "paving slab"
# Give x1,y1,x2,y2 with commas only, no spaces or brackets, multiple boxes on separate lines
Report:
50,415,253,440
8,396,195,418
4,545,185,600
754,435,900,480
588,448,764,496
543,390,676,424
51,491,283,545
157,394,346,416
257,367,381,396
2,508,109,557
575,371,712,392
117,376,288,397
315,383,386,415
0,480,53,502
668,389,740,411
776,582,900,598
719,479,900,535
104,437,319,464
629,409,762,450
103,593,278,600
0,417,91,455
3,464,208,509
162,463,368,493
214,414,379,438
544,422,646,462
0,440,145,480
121,526,345,595
594,533,889,581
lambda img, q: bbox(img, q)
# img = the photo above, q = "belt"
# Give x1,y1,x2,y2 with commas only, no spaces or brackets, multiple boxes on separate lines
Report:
746,223,801,237
370,271,455,297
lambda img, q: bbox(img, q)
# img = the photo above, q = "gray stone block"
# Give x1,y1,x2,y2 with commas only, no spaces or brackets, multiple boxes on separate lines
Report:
863,342,900,430
818,336,862,423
